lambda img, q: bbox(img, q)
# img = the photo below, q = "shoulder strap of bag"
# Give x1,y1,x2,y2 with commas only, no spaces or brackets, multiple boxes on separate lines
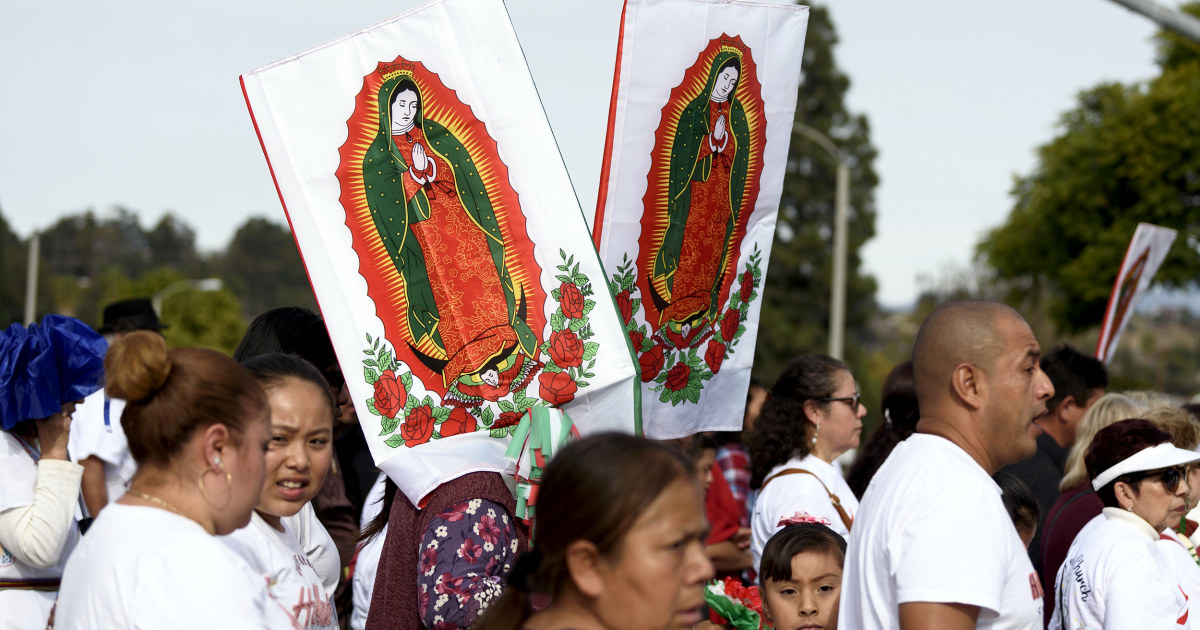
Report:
761,467,853,532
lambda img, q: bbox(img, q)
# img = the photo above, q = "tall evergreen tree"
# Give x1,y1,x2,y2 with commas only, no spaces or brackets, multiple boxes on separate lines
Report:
755,4,879,381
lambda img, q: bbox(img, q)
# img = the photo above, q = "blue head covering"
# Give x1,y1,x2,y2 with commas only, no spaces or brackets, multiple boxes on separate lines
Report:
0,314,107,430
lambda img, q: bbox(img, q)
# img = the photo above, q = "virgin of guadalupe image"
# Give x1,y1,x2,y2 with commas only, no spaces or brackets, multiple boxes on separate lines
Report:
360,69,543,407
645,46,754,347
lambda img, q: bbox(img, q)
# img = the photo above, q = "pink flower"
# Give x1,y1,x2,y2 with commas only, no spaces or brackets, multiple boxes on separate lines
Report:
777,511,832,528
476,514,502,545
457,537,484,563
420,547,438,575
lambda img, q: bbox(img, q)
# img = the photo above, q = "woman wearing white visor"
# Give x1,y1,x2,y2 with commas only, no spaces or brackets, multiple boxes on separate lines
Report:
1051,418,1200,629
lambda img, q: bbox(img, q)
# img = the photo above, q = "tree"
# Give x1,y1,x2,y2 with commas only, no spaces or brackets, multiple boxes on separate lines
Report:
754,4,879,382
0,208,29,324
979,6,1200,333
216,217,318,319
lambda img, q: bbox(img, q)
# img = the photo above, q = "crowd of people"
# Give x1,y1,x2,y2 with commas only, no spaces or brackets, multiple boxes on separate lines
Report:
3,297,1200,630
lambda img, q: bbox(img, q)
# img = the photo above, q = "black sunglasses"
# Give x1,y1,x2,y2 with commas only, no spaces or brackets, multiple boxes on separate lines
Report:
817,392,861,413
1138,465,1188,494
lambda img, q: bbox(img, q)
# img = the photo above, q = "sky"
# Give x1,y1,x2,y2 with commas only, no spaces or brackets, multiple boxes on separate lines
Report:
0,0,1171,309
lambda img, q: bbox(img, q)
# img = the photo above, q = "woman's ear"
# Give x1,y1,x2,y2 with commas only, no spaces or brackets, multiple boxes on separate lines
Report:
1114,480,1136,510
802,399,823,427
200,423,231,469
564,539,606,599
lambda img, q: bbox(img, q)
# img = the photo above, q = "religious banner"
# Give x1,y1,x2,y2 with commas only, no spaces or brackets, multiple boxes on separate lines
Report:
594,0,809,438
1095,222,1177,364
241,0,638,505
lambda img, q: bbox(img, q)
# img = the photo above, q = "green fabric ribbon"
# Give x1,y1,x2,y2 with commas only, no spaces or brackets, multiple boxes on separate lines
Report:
504,407,578,529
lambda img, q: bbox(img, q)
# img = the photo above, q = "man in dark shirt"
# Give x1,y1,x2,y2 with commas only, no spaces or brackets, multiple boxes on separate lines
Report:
1000,344,1107,569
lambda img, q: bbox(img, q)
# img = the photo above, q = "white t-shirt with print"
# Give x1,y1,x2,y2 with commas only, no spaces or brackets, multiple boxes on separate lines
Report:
1157,529,1200,630
1050,508,1189,629
56,503,272,629
841,434,1043,630
223,511,338,630
751,453,857,572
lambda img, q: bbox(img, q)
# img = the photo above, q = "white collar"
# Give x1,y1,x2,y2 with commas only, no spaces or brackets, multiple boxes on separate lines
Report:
1102,506,1160,540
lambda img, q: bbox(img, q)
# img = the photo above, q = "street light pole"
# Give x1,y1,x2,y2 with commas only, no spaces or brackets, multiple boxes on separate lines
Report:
151,278,224,316
24,232,40,325
793,122,850,360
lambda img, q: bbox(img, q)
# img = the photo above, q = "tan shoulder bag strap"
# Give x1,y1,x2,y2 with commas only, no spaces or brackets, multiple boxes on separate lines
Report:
761,467,853,532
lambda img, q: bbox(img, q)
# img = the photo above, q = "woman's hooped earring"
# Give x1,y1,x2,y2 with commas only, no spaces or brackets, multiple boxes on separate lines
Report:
198,459,233,506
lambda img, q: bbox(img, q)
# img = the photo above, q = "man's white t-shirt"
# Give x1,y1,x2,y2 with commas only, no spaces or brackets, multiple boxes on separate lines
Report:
1050,508,1189,629
68,390,136,506
222,512,338,629
840,434,1043,630
56,503,272,629
751,453,857,572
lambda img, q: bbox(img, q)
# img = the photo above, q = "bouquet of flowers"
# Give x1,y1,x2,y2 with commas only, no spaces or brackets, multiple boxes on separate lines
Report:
704,576,766,630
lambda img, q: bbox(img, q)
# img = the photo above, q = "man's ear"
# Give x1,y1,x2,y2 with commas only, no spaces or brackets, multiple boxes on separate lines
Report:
564,539,606,599
951,363,985,411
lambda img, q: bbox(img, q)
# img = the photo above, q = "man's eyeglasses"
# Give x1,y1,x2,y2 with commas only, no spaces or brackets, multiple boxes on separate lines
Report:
817,392,861,413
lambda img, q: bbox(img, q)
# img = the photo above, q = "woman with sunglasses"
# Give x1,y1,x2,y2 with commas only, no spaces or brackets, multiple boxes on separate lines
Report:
1050,418,1199,629
747,354,865,572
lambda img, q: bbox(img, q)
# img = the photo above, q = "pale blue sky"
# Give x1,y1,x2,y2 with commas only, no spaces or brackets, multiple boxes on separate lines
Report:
0,0,1167,308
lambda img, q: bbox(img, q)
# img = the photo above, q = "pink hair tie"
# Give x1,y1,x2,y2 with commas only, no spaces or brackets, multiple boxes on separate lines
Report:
777,511,832,528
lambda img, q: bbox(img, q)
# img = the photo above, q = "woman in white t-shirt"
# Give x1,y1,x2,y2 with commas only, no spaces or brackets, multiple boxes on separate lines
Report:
747,354,865,572
1050,418,1200,629
222,353,339,629
56,331,275,629
0,315,106,630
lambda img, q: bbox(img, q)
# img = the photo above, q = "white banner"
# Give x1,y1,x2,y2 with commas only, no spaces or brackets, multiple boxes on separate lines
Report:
1095,222,1177,364
241,0,638,505
593,0,808,438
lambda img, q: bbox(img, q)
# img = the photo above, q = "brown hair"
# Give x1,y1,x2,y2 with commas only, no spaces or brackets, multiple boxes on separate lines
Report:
477,433,697,630
1143,406,1200,451
106,331,269,468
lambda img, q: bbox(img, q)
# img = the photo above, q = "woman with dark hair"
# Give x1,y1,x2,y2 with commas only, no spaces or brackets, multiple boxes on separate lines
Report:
1050,418,1198,628
993,471,1040,550
0,315,105,630
236,306,361,618
57,331,274,628
748,355,864,570
477,433,713,630
221,354,339,629
845,361,919,499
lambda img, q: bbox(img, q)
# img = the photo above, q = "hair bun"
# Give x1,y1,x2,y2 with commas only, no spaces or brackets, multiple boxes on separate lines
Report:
105,331,171,402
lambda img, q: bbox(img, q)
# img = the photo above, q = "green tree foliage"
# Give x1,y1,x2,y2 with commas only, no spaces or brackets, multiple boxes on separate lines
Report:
215,217,317,319
979,8,1200,333
755,4,879,382
0,209,29,324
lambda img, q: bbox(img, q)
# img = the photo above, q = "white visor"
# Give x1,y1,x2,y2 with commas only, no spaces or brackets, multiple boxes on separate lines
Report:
1091,442,1200,491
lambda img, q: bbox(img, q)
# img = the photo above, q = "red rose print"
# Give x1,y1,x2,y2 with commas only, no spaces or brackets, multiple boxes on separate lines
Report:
721,309,740,343
494,411,524,430
739,270,754,302
664,363,691,391
373,369,406,419
440,407,477,437
705,339,726,374
629,329,645,353
560,282,585,319
539,371,578,406
548,329,585,368
401,405,435,447
616,290,633,323
639,345,665,383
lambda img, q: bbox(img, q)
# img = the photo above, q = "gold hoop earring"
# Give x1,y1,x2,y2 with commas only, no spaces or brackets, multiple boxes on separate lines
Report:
198,461,233,507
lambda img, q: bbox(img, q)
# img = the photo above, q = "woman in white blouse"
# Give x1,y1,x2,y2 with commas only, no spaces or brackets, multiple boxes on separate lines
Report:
748,354,865,571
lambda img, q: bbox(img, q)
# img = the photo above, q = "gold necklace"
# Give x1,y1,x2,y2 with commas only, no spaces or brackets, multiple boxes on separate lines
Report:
128,489,186,517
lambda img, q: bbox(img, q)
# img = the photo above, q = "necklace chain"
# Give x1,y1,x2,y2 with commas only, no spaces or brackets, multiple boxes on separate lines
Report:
128,489,185,517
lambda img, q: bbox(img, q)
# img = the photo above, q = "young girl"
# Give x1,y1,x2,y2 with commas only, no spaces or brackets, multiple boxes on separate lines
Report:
758,513,847,630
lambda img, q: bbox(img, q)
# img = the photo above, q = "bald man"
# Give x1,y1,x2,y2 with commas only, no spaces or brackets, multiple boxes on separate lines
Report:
840,300,1054,630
